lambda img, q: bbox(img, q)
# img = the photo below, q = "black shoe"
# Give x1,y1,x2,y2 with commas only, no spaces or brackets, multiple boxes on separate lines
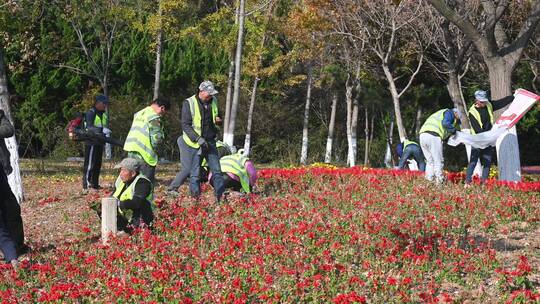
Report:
17,244,31,256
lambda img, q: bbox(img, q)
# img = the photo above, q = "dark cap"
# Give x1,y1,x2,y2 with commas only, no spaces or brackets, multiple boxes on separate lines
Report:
95,94,109,104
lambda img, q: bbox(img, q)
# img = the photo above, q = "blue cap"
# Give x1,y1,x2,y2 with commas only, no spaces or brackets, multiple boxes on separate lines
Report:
95,94,109,104
474,90,489,102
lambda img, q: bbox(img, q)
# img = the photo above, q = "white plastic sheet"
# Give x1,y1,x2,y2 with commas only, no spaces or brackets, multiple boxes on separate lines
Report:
448,128,507,148
448,89,539,149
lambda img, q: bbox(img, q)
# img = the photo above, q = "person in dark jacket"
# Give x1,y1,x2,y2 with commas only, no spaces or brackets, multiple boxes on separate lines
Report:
465,90,514,184
180,81,225,201
0,109,27,256
82,95,110,190
111,158,154,232
396,139,426,171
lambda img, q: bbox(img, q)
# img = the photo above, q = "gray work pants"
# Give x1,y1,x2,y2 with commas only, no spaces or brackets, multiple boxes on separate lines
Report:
168,136,193,191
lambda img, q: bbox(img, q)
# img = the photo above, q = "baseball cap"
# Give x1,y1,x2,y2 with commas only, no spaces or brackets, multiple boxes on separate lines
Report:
114,158,141,172
199,80,218,95
474,90,489,102
95,94,110,104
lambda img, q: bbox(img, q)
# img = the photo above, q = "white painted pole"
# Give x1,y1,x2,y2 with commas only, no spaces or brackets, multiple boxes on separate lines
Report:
101,197,117,244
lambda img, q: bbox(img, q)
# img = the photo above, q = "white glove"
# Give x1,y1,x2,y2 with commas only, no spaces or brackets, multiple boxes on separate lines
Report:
102,127,112,135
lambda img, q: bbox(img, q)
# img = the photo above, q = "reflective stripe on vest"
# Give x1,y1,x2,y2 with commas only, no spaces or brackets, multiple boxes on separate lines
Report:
182,95,219,149
220,153,250,193
468,102,493,134
112,174,154,220
403,139,418,151
123,106,159,166
419,109,457,140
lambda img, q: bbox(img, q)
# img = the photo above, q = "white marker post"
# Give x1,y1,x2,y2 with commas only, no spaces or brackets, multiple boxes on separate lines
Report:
101,197,117,244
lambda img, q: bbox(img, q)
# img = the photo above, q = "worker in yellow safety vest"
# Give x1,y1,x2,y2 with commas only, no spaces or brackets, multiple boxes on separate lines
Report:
465,90,513,184
396,139,426,171
112,158,154,232
180,80,225,202
82,94,110,190
419,108,461,184
208,150,257,194
123,98,170,183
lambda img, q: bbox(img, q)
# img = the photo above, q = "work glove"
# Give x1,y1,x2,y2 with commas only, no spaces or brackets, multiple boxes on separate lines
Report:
102,127,112,135
197,137,208,150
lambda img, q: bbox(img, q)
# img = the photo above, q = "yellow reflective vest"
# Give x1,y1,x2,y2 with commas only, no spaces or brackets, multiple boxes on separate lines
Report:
123,106,161,166
468,102,493,134
84,110,108,128
220,153,251,193
403,139,418,150
182,95,219,149
112,174,154,220
419,109,459,140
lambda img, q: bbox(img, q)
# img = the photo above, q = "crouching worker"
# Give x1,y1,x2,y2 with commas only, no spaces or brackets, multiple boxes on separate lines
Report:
112,158,154,232
396,139,426,171
209,151,257,194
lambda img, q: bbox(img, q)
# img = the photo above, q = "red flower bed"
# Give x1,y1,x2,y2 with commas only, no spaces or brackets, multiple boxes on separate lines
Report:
1,167,539,303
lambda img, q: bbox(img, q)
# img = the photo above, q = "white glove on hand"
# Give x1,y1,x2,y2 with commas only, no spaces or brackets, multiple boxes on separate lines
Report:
102,127,112,135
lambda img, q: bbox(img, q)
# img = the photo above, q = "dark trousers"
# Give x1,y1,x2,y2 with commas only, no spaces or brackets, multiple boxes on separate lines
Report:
0,167,25,253
217,174,242,192
398,144,426,172
466,146,494,183
117,201,154,232
168,137,193,191
0,213,17,262
83,144,104,189
189,139,225,200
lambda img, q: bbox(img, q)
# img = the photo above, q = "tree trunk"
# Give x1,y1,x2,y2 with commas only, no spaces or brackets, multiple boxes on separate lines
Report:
153,30,163,100
224,58,234,136
350,93,359,167
224,0,245,147
415,106,422,138
488,58,521,181
102,75,112,160
243,77,259,156
382,63,407,141
0,44,24,203
368,112,375,159
223,1,240,137
325,91,338,163
364,106,369,166
153,2,163,100
446,70,470,128
384,118,394,168
300,66,312,165
345,73,354,166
